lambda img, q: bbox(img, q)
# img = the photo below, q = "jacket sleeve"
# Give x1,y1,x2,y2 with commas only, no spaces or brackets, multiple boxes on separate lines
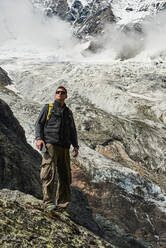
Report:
35,104,48,140
70,112,79,149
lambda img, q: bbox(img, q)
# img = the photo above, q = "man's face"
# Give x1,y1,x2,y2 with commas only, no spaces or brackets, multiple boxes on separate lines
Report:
55,88,67,102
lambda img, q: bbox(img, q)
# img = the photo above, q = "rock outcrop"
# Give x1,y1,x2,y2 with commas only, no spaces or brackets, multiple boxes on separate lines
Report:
0,99,42,198
67,94,166,248
0,67,12,86
33,0,115,38
71,0,115,38
0,189,117,248
42,0,70,20
71,163,166,248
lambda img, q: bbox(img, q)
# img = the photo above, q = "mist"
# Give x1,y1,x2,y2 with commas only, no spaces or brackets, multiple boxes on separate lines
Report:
143,10,166,58
90,24,144,60
95,8,166,61
0,0,78,58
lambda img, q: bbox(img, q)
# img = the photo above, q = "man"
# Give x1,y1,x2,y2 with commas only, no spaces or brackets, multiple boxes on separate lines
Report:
35,86,79,211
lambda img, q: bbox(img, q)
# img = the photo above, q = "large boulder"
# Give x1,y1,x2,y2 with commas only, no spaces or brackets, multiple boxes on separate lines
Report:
0,99,42,198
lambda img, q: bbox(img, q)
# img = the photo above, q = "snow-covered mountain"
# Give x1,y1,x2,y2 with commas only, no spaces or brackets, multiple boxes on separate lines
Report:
32,0,166,27
1,0,166,247
1,0,166,62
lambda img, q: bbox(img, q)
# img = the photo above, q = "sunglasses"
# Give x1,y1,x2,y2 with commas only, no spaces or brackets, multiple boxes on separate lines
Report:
56,91,66,95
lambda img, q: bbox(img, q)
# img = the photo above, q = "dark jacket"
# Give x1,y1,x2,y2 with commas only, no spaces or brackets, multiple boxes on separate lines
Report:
35,101,79,149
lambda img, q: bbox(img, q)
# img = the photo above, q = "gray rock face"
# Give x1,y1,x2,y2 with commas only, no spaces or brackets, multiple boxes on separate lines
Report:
0,99,42,198
71,165,151,248
71,0,115,38
42,0,70,19
0,67,12,86
72,161,166,248
69,184,101,235
69,96,166,247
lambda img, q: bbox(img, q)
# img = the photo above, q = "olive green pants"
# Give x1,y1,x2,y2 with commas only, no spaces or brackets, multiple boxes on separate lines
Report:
40,144,71,208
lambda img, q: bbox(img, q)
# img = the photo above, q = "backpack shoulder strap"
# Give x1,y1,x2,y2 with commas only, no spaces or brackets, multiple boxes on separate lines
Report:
46,103,54,120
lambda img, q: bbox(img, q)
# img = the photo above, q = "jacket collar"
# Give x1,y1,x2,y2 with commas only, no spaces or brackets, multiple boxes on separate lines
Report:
54,100,66,108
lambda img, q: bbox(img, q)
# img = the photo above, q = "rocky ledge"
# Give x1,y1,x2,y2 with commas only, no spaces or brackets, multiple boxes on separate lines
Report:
0,189,117,248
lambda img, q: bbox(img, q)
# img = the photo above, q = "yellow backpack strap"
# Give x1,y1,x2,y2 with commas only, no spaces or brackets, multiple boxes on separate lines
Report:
46,103,53,120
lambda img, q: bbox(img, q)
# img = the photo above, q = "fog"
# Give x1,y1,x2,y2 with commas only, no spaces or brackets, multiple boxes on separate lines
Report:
90,7,166,61
143,11,166,57
0,0,78,57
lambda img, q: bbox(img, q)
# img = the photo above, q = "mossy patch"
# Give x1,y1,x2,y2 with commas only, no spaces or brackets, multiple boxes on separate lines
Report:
0,189,115,248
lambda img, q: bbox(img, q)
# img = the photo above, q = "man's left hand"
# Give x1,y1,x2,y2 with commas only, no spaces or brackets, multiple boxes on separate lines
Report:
73,147,79,157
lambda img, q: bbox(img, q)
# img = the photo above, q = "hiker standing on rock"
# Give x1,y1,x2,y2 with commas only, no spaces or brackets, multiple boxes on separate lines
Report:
35,86,79,211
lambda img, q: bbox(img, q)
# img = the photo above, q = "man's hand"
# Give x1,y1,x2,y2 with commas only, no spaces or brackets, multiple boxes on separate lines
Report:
36,139,45,151
73,147,79,157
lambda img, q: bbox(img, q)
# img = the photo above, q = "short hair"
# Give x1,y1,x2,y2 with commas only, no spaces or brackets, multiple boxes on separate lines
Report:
56,86,67,94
